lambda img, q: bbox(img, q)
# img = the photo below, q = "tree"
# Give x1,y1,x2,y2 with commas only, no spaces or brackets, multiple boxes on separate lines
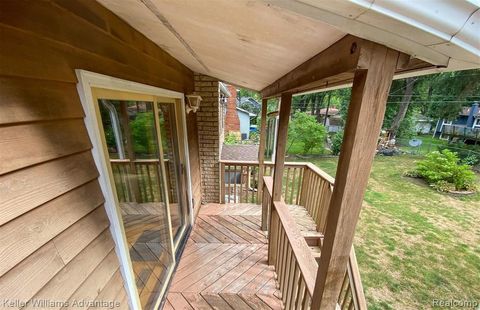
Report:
288,112,327,154
389,77,416,138
425,69,480,120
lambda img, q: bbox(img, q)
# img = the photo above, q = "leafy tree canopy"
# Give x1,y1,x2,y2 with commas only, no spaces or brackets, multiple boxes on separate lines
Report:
288,112,327,154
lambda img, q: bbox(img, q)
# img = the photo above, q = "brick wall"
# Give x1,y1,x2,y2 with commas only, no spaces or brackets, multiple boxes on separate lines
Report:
194,73,221,203
224,84,240,134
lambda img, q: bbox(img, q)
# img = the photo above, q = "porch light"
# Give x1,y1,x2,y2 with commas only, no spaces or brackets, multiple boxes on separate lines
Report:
186,94,202,113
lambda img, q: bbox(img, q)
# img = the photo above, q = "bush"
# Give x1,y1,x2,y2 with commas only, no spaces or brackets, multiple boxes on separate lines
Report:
331,131,344,155
288,112,327,154
414,149,476,192
224,132,238,145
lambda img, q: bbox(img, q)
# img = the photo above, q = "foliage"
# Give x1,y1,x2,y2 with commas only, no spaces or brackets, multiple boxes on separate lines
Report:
331,130,344,155
424,69,480,120
238,88,261,102
462,154,480,166
224,132,238,145
438,143,480,164
249,131,259,143
130,112,157,155
287,112,327,154
291,88,351,121
414,149,476,191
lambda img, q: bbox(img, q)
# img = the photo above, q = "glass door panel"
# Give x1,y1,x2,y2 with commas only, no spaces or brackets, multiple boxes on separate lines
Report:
157,102,188,244
97,98,174,310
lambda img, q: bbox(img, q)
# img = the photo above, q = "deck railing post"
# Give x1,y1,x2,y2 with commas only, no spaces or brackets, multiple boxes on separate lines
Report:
258,98,268,211
311,42,398,309
268,93,292,265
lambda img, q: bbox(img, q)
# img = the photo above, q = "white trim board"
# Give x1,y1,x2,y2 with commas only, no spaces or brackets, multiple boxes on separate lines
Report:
76,70,193,310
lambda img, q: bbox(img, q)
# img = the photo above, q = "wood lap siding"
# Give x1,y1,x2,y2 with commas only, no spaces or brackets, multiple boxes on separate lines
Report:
0,0,195,308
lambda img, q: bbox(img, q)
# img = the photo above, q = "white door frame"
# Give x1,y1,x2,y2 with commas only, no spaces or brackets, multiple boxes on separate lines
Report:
76,70,194,310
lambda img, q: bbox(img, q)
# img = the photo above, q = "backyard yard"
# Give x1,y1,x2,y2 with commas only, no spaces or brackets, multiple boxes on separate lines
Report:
291,155,480,309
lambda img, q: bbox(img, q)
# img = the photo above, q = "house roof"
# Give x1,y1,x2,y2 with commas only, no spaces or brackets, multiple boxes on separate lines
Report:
221,144,259,161
460,104,480,116
236,107,256,117
98,0,479,91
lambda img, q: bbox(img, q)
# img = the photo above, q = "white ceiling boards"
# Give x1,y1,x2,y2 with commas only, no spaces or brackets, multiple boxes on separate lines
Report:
97,0,480,91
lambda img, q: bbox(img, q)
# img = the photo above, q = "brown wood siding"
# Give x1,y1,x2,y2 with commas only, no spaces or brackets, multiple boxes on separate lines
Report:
0,0,195,308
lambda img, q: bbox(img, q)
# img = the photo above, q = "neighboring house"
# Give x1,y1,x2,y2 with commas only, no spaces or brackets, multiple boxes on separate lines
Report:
1,1,478,310
319,107,344,132
414,115,433,134
434,102,480,142
236,107,256,140
221,83,256,140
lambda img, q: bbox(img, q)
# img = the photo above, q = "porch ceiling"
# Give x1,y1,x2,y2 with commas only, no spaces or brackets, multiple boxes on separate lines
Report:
97,0,479,91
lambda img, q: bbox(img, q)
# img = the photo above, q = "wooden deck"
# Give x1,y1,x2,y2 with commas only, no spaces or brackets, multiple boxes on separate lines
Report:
165,203,283,310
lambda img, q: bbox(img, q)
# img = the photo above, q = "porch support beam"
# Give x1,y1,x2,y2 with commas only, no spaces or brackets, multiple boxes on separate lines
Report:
268,92,292,265
261,35,362,99
311,41,399,309
258,98,268,229
271,93,292,202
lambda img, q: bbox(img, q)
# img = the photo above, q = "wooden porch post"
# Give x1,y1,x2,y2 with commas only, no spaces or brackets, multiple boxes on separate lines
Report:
311,42,398,309
271,93,292,202
268,92,292,264
258,98,268,229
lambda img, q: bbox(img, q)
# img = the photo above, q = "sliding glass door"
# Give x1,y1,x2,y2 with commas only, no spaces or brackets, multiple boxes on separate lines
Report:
92,88,189,309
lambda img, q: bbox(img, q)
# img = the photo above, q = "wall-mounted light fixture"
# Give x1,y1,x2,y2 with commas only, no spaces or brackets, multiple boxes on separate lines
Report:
185,94,202,113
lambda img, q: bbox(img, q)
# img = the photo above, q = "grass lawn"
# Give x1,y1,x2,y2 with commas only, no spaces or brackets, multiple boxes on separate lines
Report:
292,155,480,309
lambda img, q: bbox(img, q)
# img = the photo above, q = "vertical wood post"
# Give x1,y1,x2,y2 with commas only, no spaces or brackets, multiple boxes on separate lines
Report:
311,43,398,309
268,92,292,265
258,98,268,229
271,93,292,201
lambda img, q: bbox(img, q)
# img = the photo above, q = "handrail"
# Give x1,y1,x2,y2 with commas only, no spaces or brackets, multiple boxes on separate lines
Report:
265,176,317,309
262,168,367,310
347,247,367,310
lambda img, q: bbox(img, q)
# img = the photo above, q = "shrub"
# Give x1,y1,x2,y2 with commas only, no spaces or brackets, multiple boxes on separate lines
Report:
414,149,476,192
331,131,344,155
224,132,238,145
288,112,327,154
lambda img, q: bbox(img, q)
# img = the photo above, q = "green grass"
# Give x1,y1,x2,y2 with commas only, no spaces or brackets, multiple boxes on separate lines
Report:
294,155,480,309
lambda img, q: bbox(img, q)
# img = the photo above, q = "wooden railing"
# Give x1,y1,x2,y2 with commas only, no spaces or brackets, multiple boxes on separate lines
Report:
220,161,333,233
442,124,480,139
220,160,264,204
110,158,174,203
337,247,367,310
264,177,317,309
219,160,310,206
298,163,334,233
262,173,366,310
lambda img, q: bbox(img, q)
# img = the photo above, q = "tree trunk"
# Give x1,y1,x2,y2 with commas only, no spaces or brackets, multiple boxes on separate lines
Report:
390,77,415,138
